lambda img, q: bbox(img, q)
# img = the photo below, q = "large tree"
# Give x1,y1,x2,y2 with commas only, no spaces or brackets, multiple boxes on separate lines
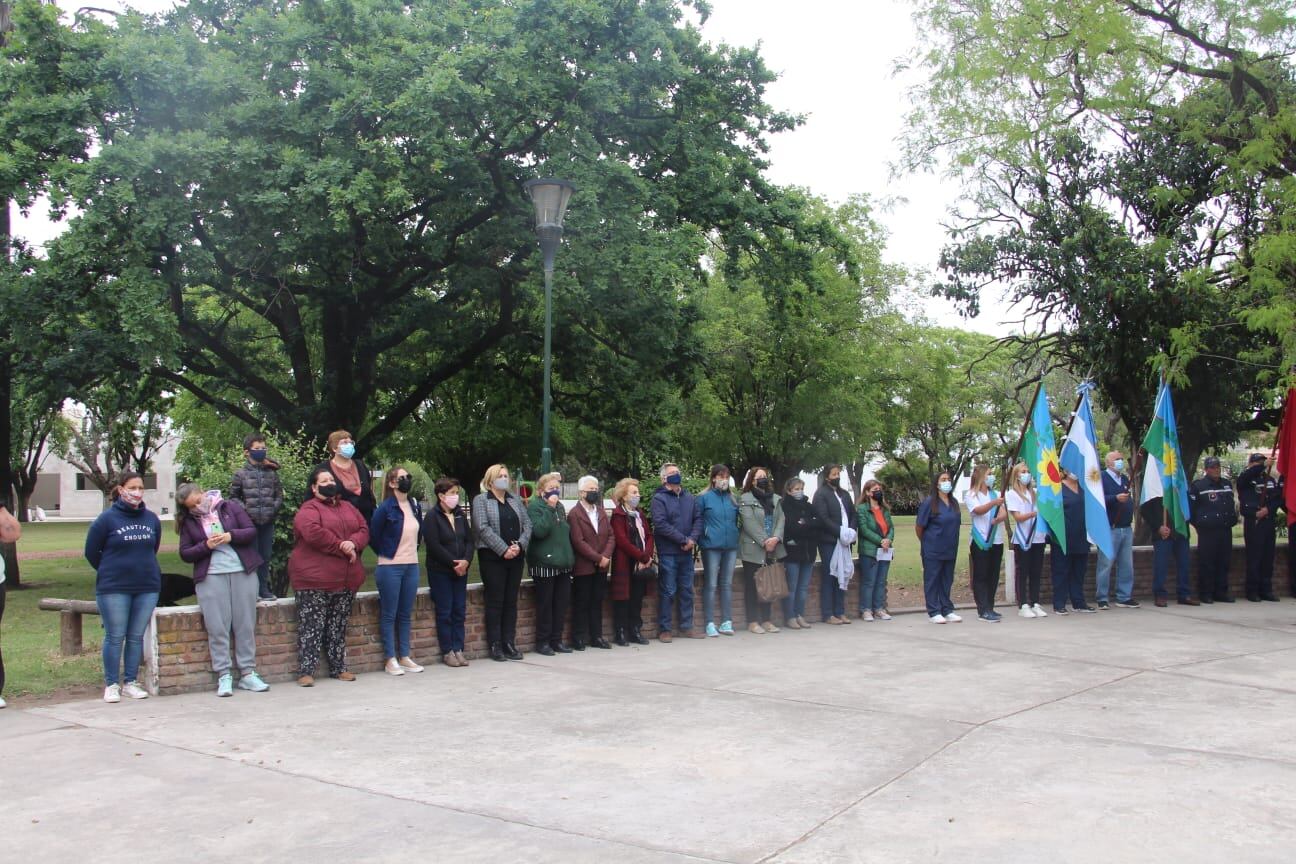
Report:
2,0,844,466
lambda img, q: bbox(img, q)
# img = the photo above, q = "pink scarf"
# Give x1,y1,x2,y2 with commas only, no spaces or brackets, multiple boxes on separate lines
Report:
198,490,224,533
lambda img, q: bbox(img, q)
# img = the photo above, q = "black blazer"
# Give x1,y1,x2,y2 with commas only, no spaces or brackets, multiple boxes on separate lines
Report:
424,505,475,572
312,458,378,521
813,484,858,542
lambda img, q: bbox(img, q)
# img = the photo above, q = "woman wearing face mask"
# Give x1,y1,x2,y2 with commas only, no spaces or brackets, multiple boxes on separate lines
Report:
423,477,473,667
176,484,269,697
289,467,370,685
610,478,655,645
779,478,821,628
813,464,858,625
738,467,784,633
527,473,576,655
369,466,425,676
855,480,895,621
1006,462,1049,618
1050,469,1094,614
84,471,162,703
916,471,962,623
963,465,1007,622
696,464,740,637
570,475,615,648
315,429,377,521
472,464,532,661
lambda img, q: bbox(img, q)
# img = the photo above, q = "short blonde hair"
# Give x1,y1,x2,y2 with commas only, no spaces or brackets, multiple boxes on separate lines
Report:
327,429,353,454
612,477,641,505
481,463,509,493
536,472,562,492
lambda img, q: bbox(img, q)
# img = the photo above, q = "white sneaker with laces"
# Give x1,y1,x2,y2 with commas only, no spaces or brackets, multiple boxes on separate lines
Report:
121,681,149,700
1019,604,1037,618
929,614,947,624
385,658,405,676
398,658,424,673
1032,603,1049,618
103,684,121,703
875,610,893,621
945,612,963,623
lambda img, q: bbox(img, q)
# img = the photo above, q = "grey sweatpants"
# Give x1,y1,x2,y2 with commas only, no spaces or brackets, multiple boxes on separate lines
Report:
196,570,259,675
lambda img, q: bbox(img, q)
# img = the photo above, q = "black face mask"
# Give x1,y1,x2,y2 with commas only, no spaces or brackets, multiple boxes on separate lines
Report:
317,483,339,499
396,476,412,494
828,476,840,487
755,478,771,491
584,491,600,505
872,491,884,503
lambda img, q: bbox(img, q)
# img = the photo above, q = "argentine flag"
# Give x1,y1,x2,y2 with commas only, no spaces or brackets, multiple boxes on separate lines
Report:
1060,387,1114,558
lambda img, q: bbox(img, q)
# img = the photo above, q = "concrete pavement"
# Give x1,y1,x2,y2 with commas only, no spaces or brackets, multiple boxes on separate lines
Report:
4,601,1296,862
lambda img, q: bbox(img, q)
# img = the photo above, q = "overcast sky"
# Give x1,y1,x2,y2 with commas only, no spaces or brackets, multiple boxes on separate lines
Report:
19,0,1011,334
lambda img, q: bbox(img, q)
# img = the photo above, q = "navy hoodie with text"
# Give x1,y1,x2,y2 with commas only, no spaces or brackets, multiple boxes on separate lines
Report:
84,498,163,594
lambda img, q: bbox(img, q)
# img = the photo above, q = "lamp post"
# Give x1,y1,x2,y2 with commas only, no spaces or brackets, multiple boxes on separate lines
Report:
523,177,576,476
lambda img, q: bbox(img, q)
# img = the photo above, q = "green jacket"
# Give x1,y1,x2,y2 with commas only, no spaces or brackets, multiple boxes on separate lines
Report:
855,502,895,559
738,492,786,564
526,498,575,570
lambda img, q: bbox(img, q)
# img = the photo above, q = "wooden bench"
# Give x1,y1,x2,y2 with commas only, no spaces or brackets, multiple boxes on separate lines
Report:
38,598,100,656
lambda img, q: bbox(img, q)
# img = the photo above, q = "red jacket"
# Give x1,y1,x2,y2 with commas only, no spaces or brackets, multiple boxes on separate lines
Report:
569,502,615,576
288,498,369,592
610,506,655,602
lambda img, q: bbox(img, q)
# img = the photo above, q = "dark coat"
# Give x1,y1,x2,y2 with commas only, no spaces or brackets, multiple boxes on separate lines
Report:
611,506,656,602
649,485,702,557
813,483,858,543
178,498,264,583
569,502,615,576
423,504,475,573
1189,476,1237,529
229,460,284,525
779,495,822,564
313,458,377,521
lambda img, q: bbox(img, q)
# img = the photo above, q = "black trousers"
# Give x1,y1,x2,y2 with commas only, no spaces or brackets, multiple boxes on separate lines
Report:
1196,526,1233,600
741,561,772,623
613,577,649,633
570,571,608,640
532,570,572,647
0,580,6,695
480,552,525,646
1014,543,1045,606
969,543,1004,614
1243,517,1276,598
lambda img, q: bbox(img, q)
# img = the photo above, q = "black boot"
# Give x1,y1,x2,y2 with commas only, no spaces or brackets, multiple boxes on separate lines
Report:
571,637,586,651
503,642,524,660
630,627,649,645
613,627,629,647
489,642,506,662
535,643,555,656
591,636,612,649
551,640,573,654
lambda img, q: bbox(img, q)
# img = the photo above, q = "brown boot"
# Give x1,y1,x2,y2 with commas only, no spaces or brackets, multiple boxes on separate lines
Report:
297,675,314,687
336,671,357,681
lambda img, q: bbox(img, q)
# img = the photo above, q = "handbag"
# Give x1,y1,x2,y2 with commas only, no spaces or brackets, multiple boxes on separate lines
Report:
633,562,658,580
754,557,789,603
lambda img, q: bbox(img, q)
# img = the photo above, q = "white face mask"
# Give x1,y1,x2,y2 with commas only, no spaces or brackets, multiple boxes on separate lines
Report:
1113,459,1125,472
985,475,996,489
1019,473,1033,486
492,477,509,491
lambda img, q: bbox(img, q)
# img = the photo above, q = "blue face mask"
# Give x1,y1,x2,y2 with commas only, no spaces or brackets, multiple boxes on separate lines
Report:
339,443,356,459
938,481,953,494
249,449,267,462
666,473,682,486
1113,459,1125,473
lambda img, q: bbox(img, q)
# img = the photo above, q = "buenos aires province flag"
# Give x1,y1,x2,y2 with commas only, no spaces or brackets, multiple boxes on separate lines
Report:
1060,389,1114,559
1141,381,1191,538
1019,384,1068,552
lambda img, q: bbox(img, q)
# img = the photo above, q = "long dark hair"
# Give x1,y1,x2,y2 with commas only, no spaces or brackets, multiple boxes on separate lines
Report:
930,470,958,512
111,471,144,501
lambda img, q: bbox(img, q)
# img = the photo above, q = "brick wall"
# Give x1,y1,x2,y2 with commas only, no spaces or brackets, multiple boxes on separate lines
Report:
151,543,1290,695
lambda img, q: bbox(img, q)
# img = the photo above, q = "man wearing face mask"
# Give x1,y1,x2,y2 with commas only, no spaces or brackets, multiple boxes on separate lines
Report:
231,433,284,601
650,463,704,641
1096,451,1139,609
569,475,615,648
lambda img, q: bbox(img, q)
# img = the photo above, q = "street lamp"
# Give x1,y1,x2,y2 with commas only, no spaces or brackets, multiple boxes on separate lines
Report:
523,177,576,476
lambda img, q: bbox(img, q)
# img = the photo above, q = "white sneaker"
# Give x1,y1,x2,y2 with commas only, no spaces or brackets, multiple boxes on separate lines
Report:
1019,604,1037,618
945,612,963,623
104,684,121,703
398,658,424,673
861,610,875,621
875,610,892,621
121,681,149,700
929,614,947,624
385,658,405,676
0,695,7,709
1032,604,1049,618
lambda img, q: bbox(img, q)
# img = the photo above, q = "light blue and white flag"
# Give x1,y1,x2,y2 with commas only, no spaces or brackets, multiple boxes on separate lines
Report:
1060,385,1114,559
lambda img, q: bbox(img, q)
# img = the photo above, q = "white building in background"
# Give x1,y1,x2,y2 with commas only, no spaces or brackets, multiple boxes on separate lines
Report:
27,436,181,520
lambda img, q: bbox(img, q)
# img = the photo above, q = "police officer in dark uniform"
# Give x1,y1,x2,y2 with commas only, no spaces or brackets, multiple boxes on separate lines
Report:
1237,453,1283,601
1188,456,1238,603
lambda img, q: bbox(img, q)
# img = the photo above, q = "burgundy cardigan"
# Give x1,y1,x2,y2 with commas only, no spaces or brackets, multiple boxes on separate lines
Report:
569,502,615,576
178,499,264,583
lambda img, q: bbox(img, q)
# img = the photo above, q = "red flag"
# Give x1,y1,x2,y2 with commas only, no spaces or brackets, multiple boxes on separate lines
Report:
1278,386,1296,526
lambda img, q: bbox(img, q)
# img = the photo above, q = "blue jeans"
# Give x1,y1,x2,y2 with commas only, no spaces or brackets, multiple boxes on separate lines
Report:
97,591,159,686
783,559,814,620
858,556,890,612
1153,534,1192,600
427,568,467,653
818,542,846,618
921,556,955,616
375,563,420,659
253,522,275,596
701,547,736,625
1096,525,1134,602
658,554,696,633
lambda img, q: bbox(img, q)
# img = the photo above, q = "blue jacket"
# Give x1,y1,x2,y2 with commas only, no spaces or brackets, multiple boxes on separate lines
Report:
1050,484,1088,552
916,495,961,561
368,496,425,559
650,485,702,557
1101,470,1134,528
696,488,739,550
84,499,163,594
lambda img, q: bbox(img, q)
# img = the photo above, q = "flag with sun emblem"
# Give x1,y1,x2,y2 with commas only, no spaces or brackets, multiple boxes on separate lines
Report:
1140,380,1191,538
1020,383,1067,552
1061,386,1114,559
